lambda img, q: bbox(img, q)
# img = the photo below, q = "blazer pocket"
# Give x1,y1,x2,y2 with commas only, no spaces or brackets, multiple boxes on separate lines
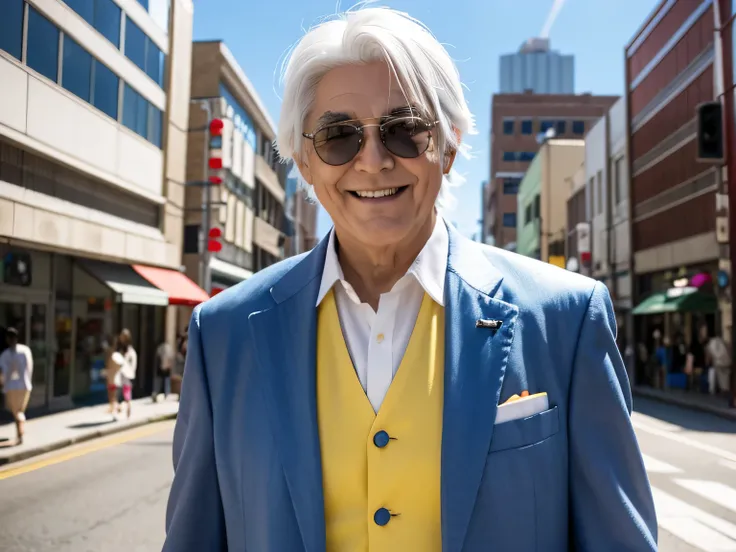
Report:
489,406,560,453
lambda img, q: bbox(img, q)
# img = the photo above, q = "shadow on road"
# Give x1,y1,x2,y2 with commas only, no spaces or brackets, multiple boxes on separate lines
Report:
67,420,118,430
634,397,736,434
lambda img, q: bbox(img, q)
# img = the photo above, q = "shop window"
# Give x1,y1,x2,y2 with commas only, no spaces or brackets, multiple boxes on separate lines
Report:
27,6,60,83
92,60,119,120
62,35,93,102
0,0,24,60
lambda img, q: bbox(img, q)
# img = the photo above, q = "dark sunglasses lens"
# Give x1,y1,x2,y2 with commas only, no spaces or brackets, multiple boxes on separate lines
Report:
383,118,432,158
314,124,360,165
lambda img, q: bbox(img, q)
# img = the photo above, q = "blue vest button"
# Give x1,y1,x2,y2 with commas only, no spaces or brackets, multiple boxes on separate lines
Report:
374,507,391,526
373,430,390,448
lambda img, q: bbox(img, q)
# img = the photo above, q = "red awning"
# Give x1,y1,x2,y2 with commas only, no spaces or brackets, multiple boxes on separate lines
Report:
132,265,210,307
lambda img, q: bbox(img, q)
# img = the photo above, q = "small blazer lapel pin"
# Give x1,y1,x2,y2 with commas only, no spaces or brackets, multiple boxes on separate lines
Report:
476,318,503,330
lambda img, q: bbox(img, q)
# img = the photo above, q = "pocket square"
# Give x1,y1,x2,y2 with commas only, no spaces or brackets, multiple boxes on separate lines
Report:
495,391,549,425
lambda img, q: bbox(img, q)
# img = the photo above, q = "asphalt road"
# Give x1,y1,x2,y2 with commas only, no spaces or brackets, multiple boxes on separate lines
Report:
0,399,734,551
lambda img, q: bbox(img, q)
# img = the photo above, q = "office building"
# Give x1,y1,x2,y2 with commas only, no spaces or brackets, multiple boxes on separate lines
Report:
499,38,574,95
626,0,721,352
483,92,618,250
183,41,317,307
515,139,584,263
0,0,202,411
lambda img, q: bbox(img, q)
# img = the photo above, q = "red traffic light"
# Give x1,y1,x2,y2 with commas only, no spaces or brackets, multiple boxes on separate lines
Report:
207,239,222,253
209,118,224,136
208,227,222,239
209,175,223,185
209,157,222,170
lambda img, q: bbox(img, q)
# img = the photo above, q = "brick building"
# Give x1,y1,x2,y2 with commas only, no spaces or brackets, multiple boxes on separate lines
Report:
626,0,722,348
483,93,618,250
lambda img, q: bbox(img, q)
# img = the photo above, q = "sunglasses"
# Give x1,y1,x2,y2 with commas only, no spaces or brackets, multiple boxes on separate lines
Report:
302,116,439,166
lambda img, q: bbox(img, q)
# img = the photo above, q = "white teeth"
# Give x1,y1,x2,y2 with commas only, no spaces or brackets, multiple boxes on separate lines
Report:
355,188,399,198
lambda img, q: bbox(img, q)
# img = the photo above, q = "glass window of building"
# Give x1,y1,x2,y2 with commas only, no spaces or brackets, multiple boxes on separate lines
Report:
62,35,93,102
0,0,24,60
27,7,60,83
502,213,516,228
94,0,121,47
65,0,94,25
521,120,533,134
503,178,519,194
220,83,258,150
533,195,540,218
124,17,147,71
540,120,555,133
122,84,148,138
556,120,566,135
502,151,516,162
503,120,514,135
525,204,532,224
92,60,119,119
572,120,585,135
148,104,163,148
146,42,165,87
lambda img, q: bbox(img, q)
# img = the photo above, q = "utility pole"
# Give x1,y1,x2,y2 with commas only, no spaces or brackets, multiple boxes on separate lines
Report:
189,98,213,295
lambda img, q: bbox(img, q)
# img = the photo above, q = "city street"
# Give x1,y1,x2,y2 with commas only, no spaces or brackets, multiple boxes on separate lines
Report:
0,399,734,551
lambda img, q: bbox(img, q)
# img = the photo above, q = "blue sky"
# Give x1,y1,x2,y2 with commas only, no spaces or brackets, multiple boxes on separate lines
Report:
193,0,659,240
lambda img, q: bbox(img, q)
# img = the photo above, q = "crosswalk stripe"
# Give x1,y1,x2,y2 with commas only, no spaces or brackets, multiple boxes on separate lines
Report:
632,419,736,463
659,517,736,551
642,454,682,473
651,487,736,542
720,459,736,471
676,479,736,516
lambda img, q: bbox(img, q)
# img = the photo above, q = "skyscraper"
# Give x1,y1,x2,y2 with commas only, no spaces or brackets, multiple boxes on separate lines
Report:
499,38,574,94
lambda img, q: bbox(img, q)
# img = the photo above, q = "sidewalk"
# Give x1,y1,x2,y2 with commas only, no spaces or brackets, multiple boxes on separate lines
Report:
0,396,179,466
633,386,736,422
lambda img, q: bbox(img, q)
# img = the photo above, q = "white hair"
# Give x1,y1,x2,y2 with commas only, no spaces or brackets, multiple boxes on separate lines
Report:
275,5,476,210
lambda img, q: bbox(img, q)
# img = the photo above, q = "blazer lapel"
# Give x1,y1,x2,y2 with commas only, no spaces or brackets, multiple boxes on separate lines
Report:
247,238,329,552
441,226,519,552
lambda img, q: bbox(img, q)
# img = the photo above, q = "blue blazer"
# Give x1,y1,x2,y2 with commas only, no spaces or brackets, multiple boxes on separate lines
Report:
163,224,658,552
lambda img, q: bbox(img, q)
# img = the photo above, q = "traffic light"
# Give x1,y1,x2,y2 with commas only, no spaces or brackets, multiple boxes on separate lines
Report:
696,102,724,162
207,227,223,253
208,118,225,183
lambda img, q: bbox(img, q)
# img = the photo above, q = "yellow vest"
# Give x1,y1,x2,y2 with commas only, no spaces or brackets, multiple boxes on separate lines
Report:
317,290,444,552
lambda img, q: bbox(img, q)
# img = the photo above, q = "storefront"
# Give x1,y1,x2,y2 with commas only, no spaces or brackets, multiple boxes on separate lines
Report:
0,245,208,413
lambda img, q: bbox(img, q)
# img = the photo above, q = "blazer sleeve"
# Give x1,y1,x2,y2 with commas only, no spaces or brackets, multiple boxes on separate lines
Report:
163,306,227,551
569,282,658,551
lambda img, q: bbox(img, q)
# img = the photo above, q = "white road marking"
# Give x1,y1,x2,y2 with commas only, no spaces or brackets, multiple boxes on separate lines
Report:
632,419,736,463
719,459,736,471
652,487,736,550
632,412,683,432
676,479,736,516
642,454,682,474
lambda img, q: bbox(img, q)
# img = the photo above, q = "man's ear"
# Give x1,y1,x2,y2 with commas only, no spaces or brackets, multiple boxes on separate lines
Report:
443,127,462,175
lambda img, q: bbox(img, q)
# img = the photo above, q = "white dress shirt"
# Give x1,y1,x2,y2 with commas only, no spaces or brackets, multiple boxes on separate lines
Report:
316,216,449,412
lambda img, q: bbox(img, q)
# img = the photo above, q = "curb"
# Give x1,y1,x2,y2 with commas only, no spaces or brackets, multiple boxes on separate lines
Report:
0,412,178,467
633,387,736,422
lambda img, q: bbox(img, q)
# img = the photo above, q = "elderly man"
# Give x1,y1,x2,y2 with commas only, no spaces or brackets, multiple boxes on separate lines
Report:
163,7,657,552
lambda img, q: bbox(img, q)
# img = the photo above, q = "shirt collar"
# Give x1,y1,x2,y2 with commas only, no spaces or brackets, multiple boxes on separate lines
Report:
316,215,449,307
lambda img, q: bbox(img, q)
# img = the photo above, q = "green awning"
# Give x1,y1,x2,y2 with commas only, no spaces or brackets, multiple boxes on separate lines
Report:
632,287,718,316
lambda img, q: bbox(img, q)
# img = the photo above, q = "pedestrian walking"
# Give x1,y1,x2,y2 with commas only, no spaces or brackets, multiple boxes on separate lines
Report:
0,327,33,445
152,339,174,402
118,329,137,419
104,335,123,419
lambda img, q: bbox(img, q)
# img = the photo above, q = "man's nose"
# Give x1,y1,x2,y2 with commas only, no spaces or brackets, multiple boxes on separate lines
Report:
352,127,394,173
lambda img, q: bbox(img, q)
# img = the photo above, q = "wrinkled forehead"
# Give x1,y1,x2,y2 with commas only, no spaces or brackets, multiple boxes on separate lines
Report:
306,61,430,129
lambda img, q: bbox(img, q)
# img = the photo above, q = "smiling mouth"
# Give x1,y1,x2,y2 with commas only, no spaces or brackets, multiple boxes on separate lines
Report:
349,186,409,199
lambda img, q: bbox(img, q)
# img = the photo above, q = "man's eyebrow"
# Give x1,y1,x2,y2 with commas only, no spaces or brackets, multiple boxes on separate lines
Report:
315,111,353,128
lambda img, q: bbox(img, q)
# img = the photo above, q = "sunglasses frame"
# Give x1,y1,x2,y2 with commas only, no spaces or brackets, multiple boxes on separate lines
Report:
302,115,440,166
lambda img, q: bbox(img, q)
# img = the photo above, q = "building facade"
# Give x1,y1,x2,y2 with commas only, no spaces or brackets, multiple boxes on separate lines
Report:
516,139,584,263
483,92,619,250
183,41,317,309
499,38,575,95
626,0,722,354
0,0,201,411
565,163,589,275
